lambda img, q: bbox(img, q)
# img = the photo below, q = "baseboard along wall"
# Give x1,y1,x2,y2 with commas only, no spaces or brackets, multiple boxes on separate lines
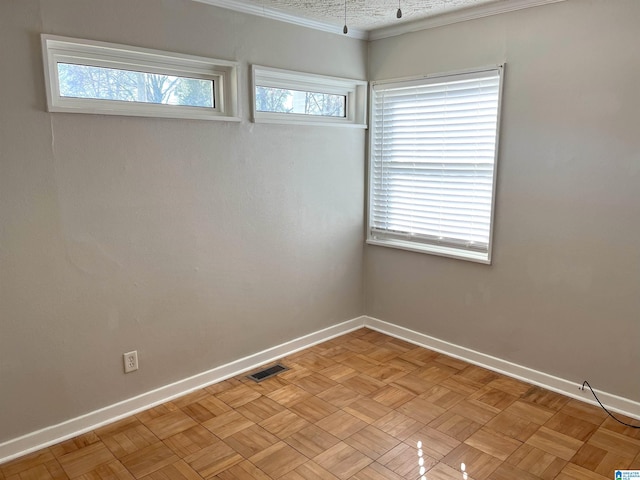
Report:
1,315,638,464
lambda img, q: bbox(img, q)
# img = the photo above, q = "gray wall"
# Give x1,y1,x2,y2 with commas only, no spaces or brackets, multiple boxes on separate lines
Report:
0,0,366,442
366,0,640,402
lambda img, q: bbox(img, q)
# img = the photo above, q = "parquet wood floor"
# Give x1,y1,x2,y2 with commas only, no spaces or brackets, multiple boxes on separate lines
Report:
3,328,640,479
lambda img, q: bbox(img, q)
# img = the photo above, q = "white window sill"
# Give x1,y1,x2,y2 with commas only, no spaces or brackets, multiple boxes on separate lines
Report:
366,238,491,265
252,115,367,128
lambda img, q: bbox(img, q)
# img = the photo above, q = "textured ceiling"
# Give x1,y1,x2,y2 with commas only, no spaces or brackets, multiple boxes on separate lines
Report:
237,0,501,30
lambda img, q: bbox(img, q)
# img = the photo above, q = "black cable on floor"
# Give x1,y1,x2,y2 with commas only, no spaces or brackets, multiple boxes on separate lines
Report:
581,380,640,429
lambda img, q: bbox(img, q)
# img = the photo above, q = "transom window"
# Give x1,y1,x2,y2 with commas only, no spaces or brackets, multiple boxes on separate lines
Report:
251,65,367,127
367,66,504,264
42,35,239,121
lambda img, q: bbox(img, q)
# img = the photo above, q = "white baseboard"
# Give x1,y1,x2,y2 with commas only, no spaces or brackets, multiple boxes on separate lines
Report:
363,316,640,422
3,314,639,465
0,317,366,464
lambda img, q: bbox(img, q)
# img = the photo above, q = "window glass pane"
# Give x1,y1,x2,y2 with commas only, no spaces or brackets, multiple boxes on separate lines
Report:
57,63,214,108
255,86,345,117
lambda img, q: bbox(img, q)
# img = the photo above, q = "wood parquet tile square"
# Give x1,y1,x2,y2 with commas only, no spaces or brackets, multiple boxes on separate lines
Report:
340,375,386,397
143,459,201,480
504,400,556,425
350,462,405,480
259,411,310,440
378,442,436,478
284,425,341,458
201,411,254,440
289,396,338,423
120,443,177,479
278,461,338,480
339,354,379,374
317,385,361,409
554,463,610,480
430,411,483,442
363,366,406,385
560,400,609,426
343,397,391,425
420,385,465,411
214,460,272,480
525,426,584,461
58,443,116,479
223,425,279,459
315,411,367,441
50,434,102,458
601,415,640,440
183,441,242,478
313,443,372,480
2,451,56,478
425,462,478,480
343,426,399,461
464,427,522,461
371,411,423,442
76,460,135,480
442,443,502,480
390,374,434,396
249,442,307,478
235,397,285,424
369,385,414,410
3,460,67,480
267,386,313,408
100,424,159,458
289,374,336,396
491,463,542,480
3,328,640,480
484,411,538,443
318,365,358,383
141,410,198,442
405,426,460,460
449,400,499,425
396,397,446,425
587,427,640,459
215,385,262,409
163,425,219,458
544,412,599,442
505,443,567,480
181,397,231,424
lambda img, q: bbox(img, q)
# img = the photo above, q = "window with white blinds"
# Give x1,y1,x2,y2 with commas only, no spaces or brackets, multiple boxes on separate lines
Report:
367,66,504,264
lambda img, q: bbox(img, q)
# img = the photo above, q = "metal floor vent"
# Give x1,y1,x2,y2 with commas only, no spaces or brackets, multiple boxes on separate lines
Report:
247,363,289,382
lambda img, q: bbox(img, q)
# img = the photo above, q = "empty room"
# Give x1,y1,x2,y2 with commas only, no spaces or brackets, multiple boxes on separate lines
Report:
1,0,639,478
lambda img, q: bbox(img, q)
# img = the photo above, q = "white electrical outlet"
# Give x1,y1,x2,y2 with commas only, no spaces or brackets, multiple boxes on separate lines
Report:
123,351,138,373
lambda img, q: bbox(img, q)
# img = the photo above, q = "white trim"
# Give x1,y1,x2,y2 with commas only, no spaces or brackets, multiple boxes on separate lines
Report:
193,0,368,40
370,64,504,88
3,313,639,464
0,317,365,464
369,0,567,40
192,0,565,41
363,316,640,421
41,35,240,121
367,66,503,264
366,238,491,265
251,65,367,128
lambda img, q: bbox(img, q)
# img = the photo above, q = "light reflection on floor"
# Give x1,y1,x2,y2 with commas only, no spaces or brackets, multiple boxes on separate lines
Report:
416,440,469,479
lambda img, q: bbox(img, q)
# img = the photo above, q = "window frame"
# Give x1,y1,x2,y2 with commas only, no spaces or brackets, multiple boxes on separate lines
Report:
41,34,240,121
251,65,367,128
366,65,505,264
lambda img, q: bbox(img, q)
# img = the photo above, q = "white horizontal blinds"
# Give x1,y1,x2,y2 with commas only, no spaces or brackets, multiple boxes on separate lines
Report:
370,69,501,254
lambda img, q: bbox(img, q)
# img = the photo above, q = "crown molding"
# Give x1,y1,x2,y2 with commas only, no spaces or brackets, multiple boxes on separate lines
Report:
193,0,369,40
194,0,566,42
369,0,567,40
